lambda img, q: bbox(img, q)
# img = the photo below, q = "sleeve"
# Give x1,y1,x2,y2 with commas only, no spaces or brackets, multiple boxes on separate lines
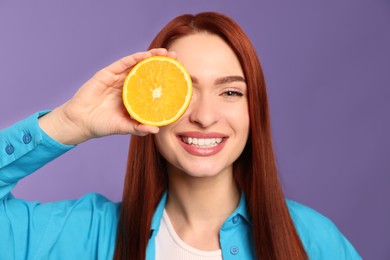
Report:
0,111,75,199
0,111,75,259
286,200,362,260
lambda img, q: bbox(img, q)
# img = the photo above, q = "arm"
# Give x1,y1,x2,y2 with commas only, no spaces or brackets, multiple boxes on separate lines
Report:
0,111,74,199
37,49,175,145
1,48,173,198
0,48,175,259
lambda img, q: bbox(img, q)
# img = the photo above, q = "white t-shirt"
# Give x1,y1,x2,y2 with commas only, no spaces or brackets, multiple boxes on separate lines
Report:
155,210,222,260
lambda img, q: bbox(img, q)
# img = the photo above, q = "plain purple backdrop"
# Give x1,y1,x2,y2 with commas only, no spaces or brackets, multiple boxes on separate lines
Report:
1,1,389,259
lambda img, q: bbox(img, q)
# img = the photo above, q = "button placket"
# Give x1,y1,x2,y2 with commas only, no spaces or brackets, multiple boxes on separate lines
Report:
230,246,239,255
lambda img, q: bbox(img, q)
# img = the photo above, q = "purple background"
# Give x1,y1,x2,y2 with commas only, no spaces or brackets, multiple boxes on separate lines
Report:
1,1,389,259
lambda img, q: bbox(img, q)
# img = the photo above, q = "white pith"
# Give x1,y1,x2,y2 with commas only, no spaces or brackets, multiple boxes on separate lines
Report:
152,87,162,99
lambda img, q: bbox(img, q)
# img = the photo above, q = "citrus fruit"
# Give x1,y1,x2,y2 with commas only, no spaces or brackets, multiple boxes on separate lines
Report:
122,56,192,126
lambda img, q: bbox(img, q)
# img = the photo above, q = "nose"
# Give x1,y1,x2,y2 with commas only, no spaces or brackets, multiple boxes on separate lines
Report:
188,94,220,128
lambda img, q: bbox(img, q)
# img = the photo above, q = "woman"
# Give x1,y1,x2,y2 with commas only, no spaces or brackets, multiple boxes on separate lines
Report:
0,12,360,259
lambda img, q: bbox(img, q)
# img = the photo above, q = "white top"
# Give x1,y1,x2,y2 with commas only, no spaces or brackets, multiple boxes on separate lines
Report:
155,209,222,260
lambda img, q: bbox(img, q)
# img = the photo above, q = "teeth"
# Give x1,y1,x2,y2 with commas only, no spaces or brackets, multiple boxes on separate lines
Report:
182,137,223,148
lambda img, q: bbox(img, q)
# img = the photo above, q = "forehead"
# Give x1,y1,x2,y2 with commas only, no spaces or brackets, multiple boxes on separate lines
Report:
168,33,244,78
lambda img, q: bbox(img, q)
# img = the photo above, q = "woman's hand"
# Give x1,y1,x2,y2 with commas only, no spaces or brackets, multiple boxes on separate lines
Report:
39,48,175,145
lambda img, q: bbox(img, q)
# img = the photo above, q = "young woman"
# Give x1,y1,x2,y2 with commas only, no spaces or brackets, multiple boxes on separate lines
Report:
0,12,360,260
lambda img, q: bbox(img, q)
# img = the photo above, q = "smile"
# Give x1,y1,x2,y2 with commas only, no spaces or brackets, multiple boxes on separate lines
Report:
181,137,223,148
177,133,228,156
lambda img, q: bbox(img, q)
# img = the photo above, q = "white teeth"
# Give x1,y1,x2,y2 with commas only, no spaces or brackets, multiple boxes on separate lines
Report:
182,137,223,148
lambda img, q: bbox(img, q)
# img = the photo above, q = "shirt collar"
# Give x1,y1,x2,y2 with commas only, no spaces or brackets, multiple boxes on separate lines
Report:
233,192,251,224
150,191,167,237
149,191,251,236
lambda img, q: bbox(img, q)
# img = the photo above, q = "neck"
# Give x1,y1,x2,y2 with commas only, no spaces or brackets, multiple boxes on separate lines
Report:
165,167,240,251
165,166,240,230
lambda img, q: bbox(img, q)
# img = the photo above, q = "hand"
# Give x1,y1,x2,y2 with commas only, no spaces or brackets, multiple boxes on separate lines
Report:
39,48,176,145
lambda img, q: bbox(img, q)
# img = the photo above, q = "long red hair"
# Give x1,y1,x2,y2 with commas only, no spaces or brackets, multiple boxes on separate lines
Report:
114,12,307,259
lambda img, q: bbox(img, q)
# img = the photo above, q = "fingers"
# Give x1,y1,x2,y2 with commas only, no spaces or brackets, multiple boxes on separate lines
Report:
149,48,169,57
166,51,177,59
133,123,160,136
117,117,160,136
105,48,174,75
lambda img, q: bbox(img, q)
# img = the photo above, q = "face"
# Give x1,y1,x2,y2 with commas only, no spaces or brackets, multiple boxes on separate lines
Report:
154,33,250,178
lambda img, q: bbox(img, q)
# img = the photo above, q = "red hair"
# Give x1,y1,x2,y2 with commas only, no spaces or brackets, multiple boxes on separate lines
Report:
114,12,307,259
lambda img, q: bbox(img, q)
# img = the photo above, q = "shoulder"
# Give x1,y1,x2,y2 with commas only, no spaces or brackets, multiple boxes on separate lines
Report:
286,200,362,259
2,193,121,259
44,193,121,257
49,192,121,219
286,199,335,236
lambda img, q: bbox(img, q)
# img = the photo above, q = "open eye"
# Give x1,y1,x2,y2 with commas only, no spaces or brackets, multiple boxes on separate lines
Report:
222,90,244,97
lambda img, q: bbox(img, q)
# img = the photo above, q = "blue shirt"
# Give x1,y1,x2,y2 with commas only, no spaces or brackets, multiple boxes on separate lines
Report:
0,112,362,259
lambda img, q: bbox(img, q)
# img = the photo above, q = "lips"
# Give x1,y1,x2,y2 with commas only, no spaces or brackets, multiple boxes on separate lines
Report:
177,132,228,156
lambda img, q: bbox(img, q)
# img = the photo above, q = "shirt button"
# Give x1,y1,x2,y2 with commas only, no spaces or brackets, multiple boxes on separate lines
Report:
23,133,32,144
230,246,239,255
232,215,239,224
5,144,14,155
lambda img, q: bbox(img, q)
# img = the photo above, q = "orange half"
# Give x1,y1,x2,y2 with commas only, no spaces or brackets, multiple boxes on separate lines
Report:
123,56,192,126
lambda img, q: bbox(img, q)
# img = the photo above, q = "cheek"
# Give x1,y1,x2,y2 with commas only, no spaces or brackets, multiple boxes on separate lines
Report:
153,128,168,155
234,109,250,149
224,103,250,133
239,114,250,142
153,126,177,160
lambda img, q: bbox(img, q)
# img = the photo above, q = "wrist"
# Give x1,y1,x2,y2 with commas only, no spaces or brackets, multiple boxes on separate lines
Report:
38,106,88,145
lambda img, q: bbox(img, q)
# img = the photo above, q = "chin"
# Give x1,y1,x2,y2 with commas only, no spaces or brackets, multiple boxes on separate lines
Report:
176,162,231,179
185,171,221,178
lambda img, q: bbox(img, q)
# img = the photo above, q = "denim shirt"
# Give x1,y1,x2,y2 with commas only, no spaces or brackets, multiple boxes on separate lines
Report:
0,112,362,259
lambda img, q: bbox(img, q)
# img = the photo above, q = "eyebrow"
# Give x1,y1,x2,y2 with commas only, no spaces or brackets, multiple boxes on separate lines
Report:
190,75,246,85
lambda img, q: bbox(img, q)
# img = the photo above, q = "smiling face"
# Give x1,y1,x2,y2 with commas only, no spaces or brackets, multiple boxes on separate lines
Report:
154,33,250,179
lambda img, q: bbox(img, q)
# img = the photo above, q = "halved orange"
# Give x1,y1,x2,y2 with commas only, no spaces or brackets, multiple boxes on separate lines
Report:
122,56,192,126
